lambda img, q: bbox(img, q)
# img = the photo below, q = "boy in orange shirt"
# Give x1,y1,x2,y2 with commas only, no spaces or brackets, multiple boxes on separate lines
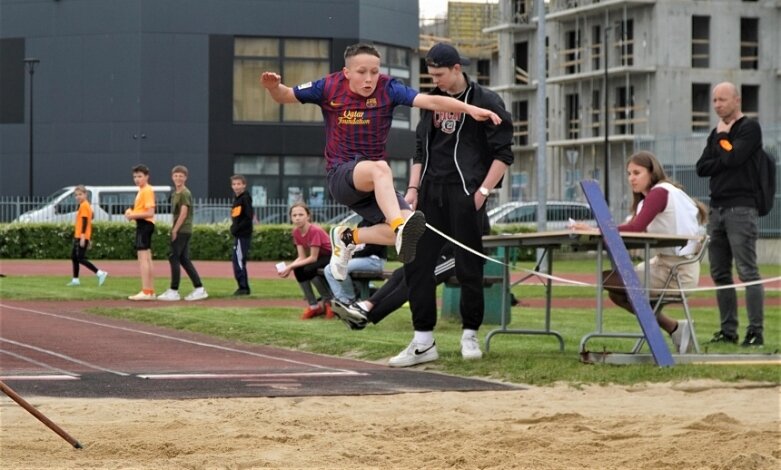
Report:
125,164,156,300
67,185,108,286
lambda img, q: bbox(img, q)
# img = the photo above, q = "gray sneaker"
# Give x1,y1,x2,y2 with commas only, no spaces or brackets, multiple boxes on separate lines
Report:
332,300,368,330
395,211,426,263
388,340,438,368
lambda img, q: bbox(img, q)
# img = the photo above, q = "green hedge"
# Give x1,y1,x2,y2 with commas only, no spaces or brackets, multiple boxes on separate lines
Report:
0,222,535,261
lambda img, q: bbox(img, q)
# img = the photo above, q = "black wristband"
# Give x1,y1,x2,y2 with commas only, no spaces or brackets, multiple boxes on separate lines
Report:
407,186,419,191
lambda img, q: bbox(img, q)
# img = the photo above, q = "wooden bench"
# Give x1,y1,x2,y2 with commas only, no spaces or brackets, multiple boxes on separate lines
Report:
317,268,394,300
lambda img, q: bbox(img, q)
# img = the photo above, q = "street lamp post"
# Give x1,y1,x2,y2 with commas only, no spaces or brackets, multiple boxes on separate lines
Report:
603,27,610,206
24,58,40,197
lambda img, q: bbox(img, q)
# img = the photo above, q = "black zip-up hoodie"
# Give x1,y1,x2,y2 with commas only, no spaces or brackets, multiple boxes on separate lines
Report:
695,116,762,208
414,74,514,194
230,191,254,237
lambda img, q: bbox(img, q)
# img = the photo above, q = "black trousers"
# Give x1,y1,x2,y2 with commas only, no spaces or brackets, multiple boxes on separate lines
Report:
168,232,202,290
404,183,486,331
232,236,251,290
71,239,99,278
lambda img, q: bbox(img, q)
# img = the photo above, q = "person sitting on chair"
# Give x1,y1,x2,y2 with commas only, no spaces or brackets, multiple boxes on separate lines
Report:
572,151,707,353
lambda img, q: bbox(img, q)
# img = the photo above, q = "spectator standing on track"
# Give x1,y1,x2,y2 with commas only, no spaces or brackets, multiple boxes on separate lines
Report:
259,43,502,287
230,174,253,296
124,164,156,301
157,165,208,302
278,202,334,319
574,151,707,354
66,185,108,287
391,43,513,367
696,81,765,347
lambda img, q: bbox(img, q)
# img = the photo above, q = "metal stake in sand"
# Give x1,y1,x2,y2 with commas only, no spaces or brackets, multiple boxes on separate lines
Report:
0,380,83,449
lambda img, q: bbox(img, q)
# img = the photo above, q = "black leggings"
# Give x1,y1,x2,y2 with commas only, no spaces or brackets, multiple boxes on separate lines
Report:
71,239,99,278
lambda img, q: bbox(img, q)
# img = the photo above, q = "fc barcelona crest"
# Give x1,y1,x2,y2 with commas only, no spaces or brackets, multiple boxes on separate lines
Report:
366,98,377,108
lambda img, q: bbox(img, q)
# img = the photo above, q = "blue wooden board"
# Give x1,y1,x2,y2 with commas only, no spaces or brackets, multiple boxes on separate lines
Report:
580,180,674,366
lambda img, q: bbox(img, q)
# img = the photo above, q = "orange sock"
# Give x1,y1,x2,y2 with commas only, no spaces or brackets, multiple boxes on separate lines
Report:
352,228,361,244
143,289,154,295
390,217,404,233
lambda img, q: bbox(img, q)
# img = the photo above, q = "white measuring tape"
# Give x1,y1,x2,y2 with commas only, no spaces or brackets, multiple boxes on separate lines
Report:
424,222,781,294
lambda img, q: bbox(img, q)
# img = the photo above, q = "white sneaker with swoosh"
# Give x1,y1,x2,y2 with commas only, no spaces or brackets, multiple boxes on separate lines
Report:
388,340,438,368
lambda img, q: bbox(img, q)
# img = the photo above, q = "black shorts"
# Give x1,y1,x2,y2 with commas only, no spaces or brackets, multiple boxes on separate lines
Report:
327,159,410,225
135,220,155,251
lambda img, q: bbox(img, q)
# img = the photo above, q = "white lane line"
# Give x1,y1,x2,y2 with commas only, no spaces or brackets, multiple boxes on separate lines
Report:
1,304,358,374
138,371,366,380
0,375,78,381
0,349,80,377
0,337,130,376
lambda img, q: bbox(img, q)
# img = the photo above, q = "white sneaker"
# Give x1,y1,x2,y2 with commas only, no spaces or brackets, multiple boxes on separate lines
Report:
128,291,156,301
184,287,209,301
395,211,426,263
461,334,483,360
97,270,108,286
388,340,438,368
66,280,80,287
157,289,181,301
329,226,355,281
670,320,692,354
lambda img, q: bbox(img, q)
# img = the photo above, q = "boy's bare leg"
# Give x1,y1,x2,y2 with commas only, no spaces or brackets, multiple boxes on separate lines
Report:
351,160,409,245
138,250,154,291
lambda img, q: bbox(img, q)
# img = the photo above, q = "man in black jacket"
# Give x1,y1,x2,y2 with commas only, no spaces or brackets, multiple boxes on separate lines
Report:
230,174,254,295
388,43,514,367
696,81,765,347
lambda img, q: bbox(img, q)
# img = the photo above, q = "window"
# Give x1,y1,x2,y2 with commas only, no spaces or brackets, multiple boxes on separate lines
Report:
591,89,601,137
566,93,580,139
477,59,491,86
615,19,634,66
591,25,601,70
691,83,710,132
512,100,529,146
615,86,634,134
233,38,330,122
691,16,710,68
515,41,529,84
740,18,758,69
564,30,581,74
741,85,759,120
375,43,412,129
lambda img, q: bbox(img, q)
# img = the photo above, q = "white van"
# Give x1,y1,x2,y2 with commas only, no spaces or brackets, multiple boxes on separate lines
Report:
15,185,173,223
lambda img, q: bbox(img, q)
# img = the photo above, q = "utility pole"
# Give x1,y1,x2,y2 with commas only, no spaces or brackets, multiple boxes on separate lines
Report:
24,58,40,197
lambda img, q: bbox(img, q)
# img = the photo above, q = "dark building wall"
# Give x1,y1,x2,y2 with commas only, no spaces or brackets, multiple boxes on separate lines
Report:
0,0,418,197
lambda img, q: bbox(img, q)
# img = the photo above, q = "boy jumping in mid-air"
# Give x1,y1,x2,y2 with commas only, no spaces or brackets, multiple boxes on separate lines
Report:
260,43,501,280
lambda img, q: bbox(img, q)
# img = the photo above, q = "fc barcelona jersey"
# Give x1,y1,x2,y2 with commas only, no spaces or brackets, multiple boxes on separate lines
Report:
294,72,418,171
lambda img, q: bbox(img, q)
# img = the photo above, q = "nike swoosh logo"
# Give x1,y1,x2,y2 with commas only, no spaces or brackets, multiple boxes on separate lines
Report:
330,101,343,107
414,343,436,355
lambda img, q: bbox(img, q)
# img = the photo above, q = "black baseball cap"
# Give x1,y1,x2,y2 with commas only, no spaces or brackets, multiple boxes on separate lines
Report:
425,43,471,67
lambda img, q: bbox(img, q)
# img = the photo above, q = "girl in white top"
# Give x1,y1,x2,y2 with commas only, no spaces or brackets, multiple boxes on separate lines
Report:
578,151,707,353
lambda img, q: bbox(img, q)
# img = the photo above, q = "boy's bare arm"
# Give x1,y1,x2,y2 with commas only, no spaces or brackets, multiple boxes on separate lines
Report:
412,94,502,125
259,72,300,104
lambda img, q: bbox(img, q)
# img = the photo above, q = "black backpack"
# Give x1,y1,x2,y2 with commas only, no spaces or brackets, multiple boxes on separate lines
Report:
756,148,777,217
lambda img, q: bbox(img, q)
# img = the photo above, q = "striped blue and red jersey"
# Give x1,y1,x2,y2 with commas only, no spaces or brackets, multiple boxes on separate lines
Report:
293,72,418,171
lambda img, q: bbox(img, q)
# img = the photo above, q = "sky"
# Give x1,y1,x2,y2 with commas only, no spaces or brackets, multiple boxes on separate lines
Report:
419,0,498,21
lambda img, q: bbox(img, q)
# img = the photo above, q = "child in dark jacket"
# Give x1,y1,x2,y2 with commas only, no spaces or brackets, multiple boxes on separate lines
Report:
230,174,253,295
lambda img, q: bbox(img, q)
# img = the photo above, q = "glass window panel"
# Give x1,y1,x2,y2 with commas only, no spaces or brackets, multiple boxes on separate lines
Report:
374,44,388,61
235,38,279,57
390,67,410,79
234,59,279,121
283,156,326,176
285,39,328,58
234,155,280,175
283,61,329,122
385,47,409,67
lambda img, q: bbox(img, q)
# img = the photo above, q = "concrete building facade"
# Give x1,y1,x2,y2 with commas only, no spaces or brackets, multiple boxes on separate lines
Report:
0,0,420,204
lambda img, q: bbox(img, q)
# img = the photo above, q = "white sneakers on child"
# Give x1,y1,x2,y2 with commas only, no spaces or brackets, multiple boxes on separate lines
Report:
128,291,156,301
97,270,108,286
157,289,181,301
185,287,209,301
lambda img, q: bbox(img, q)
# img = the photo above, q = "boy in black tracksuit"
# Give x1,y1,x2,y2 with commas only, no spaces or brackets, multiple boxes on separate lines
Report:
392,43,514,367
230,175,254,295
